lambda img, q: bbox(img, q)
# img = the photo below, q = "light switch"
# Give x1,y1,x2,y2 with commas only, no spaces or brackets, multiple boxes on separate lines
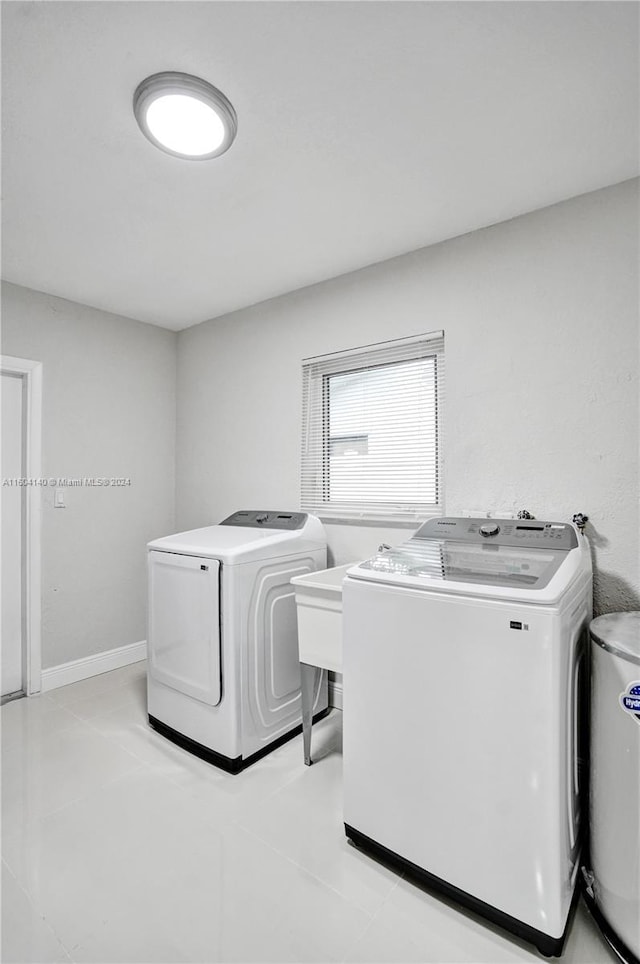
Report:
54,488,66,508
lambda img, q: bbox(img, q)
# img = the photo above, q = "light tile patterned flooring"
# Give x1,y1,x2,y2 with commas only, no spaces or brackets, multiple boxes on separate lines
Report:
2,662,616,963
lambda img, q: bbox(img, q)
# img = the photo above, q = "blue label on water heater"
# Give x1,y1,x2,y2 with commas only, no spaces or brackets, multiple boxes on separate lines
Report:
620,682,640,723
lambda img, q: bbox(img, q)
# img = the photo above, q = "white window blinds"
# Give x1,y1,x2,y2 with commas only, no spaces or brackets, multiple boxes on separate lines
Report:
301,331,444,523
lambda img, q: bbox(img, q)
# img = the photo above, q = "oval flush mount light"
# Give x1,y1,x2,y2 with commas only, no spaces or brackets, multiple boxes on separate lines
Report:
133,71,237,160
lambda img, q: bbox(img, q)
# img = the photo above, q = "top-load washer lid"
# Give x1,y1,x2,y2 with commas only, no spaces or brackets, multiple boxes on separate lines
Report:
348,517,590,605
147,510,326,565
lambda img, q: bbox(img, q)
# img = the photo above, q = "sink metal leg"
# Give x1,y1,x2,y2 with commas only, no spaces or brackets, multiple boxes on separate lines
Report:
300,662,317,766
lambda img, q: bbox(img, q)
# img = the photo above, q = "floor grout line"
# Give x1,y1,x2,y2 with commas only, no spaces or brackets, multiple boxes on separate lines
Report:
235,819,394,924
1,757,148,855
2,856,72,961
338,910,380,964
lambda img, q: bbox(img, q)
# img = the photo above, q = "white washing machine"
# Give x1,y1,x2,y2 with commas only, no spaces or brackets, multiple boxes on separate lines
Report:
147,510,328,772
342,516,592,957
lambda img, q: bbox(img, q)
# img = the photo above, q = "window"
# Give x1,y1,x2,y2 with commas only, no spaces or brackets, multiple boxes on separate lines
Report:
301,331,444,522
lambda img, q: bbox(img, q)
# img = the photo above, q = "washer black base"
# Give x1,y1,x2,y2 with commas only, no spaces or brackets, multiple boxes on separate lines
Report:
345,824,574,958
581,875,639,964
148,707,330,774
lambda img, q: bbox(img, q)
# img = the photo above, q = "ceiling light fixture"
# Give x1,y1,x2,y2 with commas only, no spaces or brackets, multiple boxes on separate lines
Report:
133,71,237,160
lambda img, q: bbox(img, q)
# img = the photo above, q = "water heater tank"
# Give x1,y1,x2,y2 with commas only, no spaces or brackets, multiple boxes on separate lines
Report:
588,612,640,964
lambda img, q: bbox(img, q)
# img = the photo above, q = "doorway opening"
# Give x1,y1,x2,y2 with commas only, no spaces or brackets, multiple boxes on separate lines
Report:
1,356,42,698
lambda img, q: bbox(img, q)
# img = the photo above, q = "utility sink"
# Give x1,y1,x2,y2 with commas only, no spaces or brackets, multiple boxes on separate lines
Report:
291,563,355,765
291,563,353,672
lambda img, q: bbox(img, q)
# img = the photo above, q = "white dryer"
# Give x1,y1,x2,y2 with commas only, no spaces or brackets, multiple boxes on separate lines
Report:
342,516,592,957
147,510,328,772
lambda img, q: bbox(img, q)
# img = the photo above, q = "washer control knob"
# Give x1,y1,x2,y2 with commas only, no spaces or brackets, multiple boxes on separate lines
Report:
479,523,500,538
256,513,269,524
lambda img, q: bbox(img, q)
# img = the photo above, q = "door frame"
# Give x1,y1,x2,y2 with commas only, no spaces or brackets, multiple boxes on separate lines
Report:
1,355,42,695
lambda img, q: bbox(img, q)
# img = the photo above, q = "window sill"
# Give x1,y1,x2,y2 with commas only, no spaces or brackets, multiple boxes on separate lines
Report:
318,514,441,529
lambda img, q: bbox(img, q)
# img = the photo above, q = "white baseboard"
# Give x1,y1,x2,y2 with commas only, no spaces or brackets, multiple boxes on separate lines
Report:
41,640,147,692
41,641,338,709
329,677,343,710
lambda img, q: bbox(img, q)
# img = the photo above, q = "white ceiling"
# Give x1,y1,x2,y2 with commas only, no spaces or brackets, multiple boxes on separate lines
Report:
2,1,638,331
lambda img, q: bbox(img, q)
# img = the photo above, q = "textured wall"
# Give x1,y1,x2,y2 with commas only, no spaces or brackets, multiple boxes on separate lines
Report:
1,283,177,668
176,180,639,615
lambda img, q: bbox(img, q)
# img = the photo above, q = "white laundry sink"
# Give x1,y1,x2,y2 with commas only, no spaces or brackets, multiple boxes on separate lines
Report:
291,563,353,674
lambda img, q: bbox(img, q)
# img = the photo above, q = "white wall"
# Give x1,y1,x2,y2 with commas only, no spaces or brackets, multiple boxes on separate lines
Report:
1,283,177,668
1,179,635,675
176,179,639,615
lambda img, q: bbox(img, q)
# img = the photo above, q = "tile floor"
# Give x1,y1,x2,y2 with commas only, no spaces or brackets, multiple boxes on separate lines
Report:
2,662,616,963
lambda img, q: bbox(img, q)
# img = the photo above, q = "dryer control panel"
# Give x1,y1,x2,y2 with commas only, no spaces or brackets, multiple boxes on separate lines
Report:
414,517,578,550
220,510,307,530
